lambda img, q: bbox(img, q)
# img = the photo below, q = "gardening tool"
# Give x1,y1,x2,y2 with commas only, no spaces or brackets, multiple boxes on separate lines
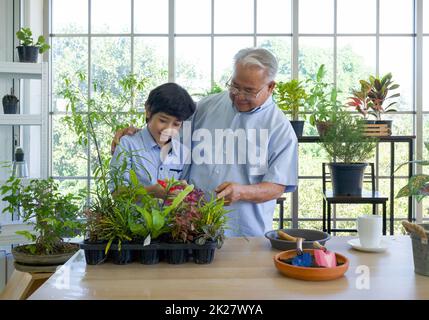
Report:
313,241,337,268
292,237,312,267
402,221,428,245
277,230,297,242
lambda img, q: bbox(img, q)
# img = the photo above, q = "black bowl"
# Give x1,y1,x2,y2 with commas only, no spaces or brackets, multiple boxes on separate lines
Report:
265,229,331,251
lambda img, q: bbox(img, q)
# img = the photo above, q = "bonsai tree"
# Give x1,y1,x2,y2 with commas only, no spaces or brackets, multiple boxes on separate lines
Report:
348,73,400,120
0,177,83,255
16,27,50,54
274,79,307,121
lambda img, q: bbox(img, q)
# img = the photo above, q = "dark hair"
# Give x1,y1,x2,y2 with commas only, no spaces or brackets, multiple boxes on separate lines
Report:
145,83,196,121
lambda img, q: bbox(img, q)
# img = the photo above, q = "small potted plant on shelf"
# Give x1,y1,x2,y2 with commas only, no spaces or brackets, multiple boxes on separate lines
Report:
305,65,343,136
16,27,50,63
274,79,308,137
320,110,377,196
0,177,83,270
347,73,400,136
2,88,19,114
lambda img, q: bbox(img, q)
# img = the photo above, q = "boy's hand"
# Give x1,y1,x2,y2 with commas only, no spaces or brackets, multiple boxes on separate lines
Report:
111,126,141,155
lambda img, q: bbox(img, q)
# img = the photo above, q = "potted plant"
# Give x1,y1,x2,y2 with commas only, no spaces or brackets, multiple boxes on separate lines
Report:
16,27,50,63
347,73,400,135
274,79,307,137
193,196,230,264
305,65,342,136
0,177,83,268
2,88,19,114
396,147,429,276
320,111,377,196
61,72,230,266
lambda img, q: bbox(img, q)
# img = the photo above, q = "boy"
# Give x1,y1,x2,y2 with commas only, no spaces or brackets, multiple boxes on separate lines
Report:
110,82,196,198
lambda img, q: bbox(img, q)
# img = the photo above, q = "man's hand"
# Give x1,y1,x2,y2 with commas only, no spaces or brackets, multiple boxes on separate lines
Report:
215,181,285,205
215,182,243,205
111,126,141,155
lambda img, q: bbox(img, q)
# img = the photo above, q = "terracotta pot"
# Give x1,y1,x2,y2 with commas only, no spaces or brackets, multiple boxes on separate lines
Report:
316,121,333,137
274,249,349,281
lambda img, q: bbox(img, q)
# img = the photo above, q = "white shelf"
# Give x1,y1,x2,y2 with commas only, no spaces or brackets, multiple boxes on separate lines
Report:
0,114,42,126
0,62,43,79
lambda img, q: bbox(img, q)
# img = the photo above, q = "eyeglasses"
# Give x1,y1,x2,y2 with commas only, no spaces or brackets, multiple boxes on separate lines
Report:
225,78,270,100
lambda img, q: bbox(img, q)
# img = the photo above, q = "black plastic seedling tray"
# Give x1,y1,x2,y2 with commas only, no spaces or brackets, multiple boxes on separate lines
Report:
80,241,219,265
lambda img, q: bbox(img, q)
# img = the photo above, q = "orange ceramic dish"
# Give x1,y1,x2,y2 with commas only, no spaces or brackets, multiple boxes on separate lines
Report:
273,249,349,281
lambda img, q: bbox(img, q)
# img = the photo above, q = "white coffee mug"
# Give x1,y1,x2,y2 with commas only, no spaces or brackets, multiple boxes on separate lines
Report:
357,215,382,248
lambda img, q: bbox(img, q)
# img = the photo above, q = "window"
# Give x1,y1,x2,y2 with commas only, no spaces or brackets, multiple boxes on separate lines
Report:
49,0,427,230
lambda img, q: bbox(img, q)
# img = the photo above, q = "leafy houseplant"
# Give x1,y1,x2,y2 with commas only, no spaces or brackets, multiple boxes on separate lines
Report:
346,80,372,119
347,73,400,136
396,142,429,202
0,177,83,266
396,149,429,277
305,65,342,136
320,111,377,196
16,27,50,63
274,79,308,137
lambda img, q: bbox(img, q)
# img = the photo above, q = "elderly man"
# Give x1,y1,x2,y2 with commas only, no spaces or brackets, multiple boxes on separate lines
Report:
184,48,297,236
112,47,298,237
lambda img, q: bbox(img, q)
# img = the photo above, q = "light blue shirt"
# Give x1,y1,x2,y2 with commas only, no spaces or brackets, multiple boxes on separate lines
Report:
110,126,188,188
183,91,298,237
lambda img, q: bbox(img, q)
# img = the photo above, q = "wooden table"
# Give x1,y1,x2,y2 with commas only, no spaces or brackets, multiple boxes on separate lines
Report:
28,236,429,300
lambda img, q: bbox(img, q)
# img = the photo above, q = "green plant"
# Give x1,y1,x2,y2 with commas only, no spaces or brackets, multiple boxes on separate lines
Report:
320,111,377,163
361,73,400,120
194,195,230,248
346,80,372,119
274,79,308,121
193,82,224,98
61,72,150,250
0,177,83,255
16,27,50,54
396,142,429,202
305,65,342,126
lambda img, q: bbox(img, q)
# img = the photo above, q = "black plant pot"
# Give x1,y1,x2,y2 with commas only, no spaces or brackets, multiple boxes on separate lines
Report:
290,120,305,137
16,45,39,63
139,241,160,265
329,162,367,196
2,95,19,114
165,246,188,264
193,247,216,264
15,153,24,162
110,244,133,265
83,240,107,265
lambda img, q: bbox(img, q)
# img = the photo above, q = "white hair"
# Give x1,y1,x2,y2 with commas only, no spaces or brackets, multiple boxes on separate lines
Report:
233,47,278,81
